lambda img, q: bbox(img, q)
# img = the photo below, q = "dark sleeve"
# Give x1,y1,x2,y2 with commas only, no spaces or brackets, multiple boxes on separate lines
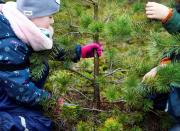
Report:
163,9,180,34
160,48,180,64
161,9,180,63
49,43,81,63
175,3,180,13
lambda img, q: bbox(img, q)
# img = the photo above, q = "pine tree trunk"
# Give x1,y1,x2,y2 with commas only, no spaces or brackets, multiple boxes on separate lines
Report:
93,1,101,109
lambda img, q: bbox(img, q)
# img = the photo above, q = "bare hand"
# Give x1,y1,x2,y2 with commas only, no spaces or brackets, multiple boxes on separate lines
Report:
145,2,169,20
142,67,157,82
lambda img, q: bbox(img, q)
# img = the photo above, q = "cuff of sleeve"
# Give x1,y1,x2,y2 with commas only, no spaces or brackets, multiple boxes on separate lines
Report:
42,90,51,100
75,45,81,60
162,8,173,24
160,57,171,65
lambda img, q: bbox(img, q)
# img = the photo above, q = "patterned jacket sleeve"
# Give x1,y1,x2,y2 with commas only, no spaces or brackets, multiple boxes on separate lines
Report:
0,76,50,106
49,43,81,63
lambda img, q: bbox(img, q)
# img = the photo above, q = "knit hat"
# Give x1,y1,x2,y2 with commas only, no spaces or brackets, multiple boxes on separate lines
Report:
16,0,60,19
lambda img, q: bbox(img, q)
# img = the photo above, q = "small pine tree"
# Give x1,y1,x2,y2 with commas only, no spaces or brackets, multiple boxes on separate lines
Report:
48,0,173,130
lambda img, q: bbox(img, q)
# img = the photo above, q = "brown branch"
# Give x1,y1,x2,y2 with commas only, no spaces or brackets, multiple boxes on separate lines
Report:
63,31,93,37
101,99,126,103
68,68,94,82
68,87,93,101
82,107,111,112
104,68,128,77
85,0,97,4
149,109,161,117
104,14,113,23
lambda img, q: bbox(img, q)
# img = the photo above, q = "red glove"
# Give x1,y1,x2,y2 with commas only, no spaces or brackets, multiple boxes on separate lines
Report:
81,42,103,58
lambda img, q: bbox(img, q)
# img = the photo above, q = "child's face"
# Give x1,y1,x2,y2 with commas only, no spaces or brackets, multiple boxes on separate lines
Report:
31,16,54,29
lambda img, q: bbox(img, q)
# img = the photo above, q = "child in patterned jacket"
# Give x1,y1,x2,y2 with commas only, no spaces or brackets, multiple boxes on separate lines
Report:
0,0,102,130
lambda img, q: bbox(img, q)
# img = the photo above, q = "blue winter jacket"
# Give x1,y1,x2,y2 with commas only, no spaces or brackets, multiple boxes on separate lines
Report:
0,11,55,130
0,11,82,130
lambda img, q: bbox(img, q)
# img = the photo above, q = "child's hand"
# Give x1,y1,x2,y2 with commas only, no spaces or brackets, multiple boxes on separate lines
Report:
81,42,103,58
54,97,78,115
146,2,169,20
54,97,64,115
142,67,157,82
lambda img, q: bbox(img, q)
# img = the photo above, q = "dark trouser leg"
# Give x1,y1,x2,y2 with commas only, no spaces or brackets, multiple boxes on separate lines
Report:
0,112,24,131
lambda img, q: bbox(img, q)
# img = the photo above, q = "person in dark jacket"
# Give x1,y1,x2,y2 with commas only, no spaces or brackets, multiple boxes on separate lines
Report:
0,0,102,130
145,2,180,131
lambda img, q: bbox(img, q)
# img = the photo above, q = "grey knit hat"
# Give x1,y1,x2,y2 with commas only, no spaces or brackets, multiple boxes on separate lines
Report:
17,0,60,18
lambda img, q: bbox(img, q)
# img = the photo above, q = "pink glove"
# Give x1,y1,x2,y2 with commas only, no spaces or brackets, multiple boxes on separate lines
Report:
81,42,103,58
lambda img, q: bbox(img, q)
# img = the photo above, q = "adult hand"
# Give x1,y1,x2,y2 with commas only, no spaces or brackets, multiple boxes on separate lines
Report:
146,2,170,20
81,42,103,58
